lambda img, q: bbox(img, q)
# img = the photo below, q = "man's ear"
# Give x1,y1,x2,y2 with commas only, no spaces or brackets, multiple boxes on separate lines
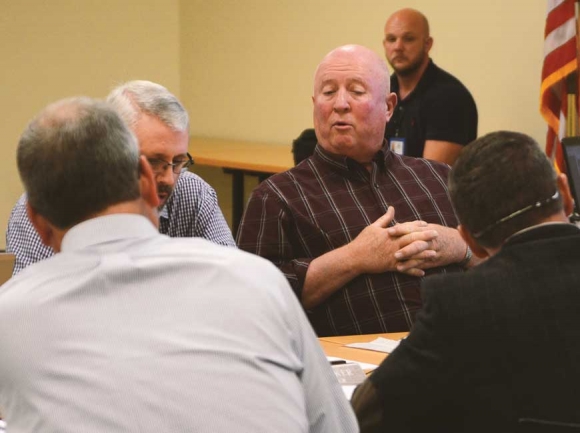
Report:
425,36,434,53
139,156,160,209
458,224,489,259
26,202,55,250
557,173,575,216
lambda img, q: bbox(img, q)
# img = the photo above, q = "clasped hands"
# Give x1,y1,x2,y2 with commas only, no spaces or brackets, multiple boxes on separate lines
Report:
347,206,464,277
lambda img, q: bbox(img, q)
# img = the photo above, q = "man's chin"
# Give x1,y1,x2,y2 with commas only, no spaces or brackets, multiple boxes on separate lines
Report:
392,57,425,77
393,64,414,77
157,196,168,210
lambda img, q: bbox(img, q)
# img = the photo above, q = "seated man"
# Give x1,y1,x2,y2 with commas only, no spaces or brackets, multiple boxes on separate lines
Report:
237,45,476,336
0,97,357,433
7,80,235,275
352,131,580,431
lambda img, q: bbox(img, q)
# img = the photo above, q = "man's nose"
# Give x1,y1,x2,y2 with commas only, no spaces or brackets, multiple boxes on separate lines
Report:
157,166,177,187
333,89,350,112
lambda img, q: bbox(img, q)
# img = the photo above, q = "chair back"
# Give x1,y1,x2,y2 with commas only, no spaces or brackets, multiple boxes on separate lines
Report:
292,128,317,165
0,253,15,285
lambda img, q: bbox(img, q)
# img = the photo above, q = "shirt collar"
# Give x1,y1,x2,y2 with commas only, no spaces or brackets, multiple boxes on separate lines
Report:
60,214,159,252
159,204,169,220
504,221,580,247
313,142,389,174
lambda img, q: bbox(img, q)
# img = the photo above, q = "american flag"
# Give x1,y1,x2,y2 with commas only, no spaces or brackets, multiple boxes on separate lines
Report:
540,0,578,173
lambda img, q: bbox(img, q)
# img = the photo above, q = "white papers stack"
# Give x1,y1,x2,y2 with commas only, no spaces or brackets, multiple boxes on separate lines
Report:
327,356,378,400
345,337,401,353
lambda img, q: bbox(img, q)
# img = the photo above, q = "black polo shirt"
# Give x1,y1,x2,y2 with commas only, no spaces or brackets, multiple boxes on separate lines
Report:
385,59,478,158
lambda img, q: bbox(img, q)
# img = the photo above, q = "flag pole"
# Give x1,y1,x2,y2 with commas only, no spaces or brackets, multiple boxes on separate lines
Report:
567,72,577,136
573,0,580,136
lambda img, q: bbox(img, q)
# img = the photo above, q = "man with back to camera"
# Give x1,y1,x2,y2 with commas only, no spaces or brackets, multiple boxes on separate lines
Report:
383,8,477,165
352,131,580,432
237,44,479,337
6,80,235,275
0,96,358,433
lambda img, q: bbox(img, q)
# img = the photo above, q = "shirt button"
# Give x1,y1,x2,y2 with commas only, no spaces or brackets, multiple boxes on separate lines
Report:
374,183,379,188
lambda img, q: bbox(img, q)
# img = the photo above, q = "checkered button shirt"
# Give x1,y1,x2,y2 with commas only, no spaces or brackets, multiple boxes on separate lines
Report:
237,145,462,336
6,171,235,275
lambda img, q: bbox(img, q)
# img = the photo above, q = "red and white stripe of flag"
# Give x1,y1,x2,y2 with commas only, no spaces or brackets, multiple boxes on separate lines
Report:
540,0,578,173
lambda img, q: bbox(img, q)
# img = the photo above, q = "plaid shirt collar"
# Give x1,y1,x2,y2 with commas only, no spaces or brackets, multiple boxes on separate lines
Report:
312,140,390,175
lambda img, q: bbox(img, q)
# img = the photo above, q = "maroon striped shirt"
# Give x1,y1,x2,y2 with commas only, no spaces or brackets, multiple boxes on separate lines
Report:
237,145,462,336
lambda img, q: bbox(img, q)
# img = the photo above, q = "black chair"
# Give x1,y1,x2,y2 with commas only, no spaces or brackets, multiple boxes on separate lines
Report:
292,128,317,165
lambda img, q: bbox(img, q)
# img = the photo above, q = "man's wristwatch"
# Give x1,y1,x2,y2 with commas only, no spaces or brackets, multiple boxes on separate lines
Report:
459,245,472,268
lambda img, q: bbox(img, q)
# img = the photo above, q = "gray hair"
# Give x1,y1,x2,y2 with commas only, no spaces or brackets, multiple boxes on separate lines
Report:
106,80,189,132
17,97,141,229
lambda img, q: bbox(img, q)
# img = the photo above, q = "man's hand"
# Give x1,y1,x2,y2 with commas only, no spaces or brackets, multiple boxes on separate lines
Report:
303,206,440,308
390,223,467,273
346,207,439,276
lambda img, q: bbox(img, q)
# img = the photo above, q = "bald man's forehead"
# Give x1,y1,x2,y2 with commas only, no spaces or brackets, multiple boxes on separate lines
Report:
385,9,429,37
315,51,387,89
317,47,386,74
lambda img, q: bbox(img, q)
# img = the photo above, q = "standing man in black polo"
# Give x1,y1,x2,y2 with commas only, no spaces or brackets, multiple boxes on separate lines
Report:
383,8,477,165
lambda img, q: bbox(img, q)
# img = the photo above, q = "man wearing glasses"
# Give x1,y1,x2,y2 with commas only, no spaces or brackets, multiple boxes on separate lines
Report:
6,81,235,275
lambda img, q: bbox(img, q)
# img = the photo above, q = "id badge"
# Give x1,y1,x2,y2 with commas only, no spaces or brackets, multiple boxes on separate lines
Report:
389,137,405,155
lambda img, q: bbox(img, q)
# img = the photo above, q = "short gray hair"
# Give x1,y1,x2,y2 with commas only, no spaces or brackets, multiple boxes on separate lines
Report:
17,97,141,229
106,80,189,132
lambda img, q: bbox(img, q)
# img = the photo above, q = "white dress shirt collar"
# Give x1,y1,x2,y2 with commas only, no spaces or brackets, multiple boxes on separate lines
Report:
60,214,158,252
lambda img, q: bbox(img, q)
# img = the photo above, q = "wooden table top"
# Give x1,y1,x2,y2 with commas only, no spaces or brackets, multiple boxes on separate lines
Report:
319,332,408,366
188,136,294,174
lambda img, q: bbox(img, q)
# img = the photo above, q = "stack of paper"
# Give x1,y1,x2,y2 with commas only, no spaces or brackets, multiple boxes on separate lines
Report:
327,356,378,399
345,337,401,353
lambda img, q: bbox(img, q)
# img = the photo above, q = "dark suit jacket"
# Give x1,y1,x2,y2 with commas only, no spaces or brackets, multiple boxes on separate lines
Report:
352,223,580,432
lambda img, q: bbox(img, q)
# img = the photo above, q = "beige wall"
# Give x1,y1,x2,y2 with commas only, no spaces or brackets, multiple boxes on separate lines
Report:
180,0,546,228
0,0,180,249
1,0,549,247
180,0,547,144
180,0,547,228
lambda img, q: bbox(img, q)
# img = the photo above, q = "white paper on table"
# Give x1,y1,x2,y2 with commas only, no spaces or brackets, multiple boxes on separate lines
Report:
342,385,357,400
327,356,378,400
345,337,401,353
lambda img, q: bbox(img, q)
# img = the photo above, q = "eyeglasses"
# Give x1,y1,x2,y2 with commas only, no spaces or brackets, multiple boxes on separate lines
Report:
472,191,560,238
146,153,194,175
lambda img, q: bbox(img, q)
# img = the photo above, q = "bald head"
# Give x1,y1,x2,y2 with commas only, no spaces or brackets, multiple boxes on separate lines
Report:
17,97,141,229
314,45,390,97
34,98,90,129
312,44,396,165
383,8,433,77
385,8,430,38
